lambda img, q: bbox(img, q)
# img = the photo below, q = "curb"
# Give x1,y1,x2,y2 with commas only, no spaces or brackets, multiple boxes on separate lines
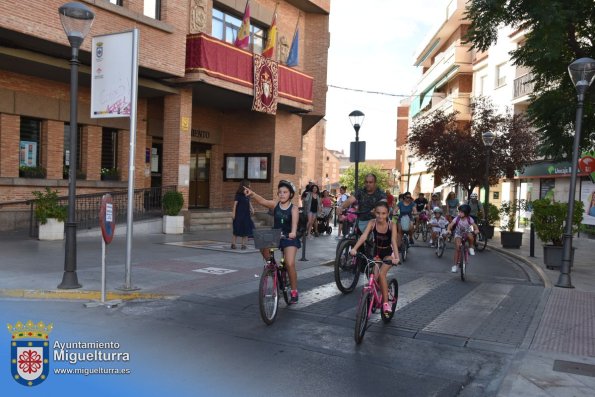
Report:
488,245,553,288
0,289,178,301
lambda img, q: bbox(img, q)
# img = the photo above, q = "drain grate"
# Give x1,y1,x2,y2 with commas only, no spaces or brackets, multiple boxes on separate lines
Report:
553,360,595,378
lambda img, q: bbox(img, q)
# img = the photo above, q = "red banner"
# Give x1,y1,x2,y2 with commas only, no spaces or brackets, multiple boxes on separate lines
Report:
252,54,278,114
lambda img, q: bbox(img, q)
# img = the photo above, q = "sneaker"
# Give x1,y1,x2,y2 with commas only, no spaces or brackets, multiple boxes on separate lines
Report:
383,302,392,315
469,247,475,256
429,239,433,246
290,290,299,304
451,265,458,273
230,244,237,249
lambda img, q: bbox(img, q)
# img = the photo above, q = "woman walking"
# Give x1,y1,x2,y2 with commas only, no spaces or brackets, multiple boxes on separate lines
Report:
231,179,255,249
302,184,322,238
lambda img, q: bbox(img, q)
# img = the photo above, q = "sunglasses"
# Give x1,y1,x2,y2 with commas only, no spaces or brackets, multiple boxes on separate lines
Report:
404,196,412,199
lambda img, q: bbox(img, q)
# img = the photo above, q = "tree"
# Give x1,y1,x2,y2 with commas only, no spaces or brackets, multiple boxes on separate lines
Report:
464,0,595,159
339,164,390,193
408,97,538,198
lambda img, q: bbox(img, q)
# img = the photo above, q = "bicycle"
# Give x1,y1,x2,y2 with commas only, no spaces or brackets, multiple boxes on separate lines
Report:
450,232,474,281
353,253,399,344
413,210,429,242
397,215,412,262
254,229,291,325
434,227,447,258
473,220,488,252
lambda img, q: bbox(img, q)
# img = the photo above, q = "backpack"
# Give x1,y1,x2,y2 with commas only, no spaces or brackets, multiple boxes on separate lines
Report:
297,207,308,238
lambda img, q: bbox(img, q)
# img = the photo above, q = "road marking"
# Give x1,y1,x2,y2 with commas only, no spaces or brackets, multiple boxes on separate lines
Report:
193,267,238,275
289,282,342,310
422,283,513,337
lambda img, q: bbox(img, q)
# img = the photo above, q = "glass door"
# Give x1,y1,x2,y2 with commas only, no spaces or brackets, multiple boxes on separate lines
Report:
189,143,211,208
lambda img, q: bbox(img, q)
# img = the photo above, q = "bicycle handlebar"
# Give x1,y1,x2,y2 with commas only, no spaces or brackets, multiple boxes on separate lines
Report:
355,252,397,265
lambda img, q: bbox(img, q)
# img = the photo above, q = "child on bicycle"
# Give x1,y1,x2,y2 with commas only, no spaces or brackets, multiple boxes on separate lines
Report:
428,207,448,246
349,201,400,315
245,180,301,304
446,204,479,273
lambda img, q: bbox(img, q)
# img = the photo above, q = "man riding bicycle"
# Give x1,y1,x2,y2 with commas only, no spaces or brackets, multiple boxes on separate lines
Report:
466,192,484,224
341,173,387,233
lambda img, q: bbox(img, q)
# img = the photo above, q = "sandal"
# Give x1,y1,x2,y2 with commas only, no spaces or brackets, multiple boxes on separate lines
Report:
230,244,237,249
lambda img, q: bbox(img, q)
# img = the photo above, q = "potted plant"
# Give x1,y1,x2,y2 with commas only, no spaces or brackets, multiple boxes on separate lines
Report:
481,203,500,238
63,166,86,180
531,198,584,269
498,199,526,248
101,167,119,181
32,187,67,240
162,190,184,234
19,165,46,179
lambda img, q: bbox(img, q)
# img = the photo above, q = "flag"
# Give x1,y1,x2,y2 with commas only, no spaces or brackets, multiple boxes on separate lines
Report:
234,1,250,50
286,28,299,67
262,12,277,59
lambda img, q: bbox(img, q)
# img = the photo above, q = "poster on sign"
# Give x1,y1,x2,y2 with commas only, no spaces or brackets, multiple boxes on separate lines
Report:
581,181,595,226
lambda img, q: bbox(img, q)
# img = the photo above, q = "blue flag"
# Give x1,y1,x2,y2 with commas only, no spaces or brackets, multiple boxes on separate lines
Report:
286,28,299,67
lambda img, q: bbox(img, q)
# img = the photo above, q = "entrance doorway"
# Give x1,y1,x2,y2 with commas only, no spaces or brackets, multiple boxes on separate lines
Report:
189,143,211,208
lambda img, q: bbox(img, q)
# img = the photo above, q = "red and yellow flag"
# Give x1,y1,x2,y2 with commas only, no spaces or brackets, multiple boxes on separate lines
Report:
262,12,277,59
234,1,251,50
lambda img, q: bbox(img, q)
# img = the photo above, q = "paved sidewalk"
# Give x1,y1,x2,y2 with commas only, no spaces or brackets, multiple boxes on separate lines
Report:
488,229,595,397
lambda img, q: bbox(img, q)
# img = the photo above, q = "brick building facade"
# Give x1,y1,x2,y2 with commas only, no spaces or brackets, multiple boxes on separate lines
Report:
0,0,330,218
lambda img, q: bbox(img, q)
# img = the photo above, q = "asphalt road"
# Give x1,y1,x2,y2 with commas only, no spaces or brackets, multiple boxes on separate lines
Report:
1,239,545,397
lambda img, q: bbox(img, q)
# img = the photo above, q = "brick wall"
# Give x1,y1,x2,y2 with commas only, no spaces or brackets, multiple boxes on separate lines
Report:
0,114,19,178
42,120,64,180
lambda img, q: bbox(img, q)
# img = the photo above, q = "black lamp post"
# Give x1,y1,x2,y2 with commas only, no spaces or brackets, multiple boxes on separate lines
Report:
406,155,413,192
557,57,595,288
349,110,365,192
482,131,496,226
58,2,95,289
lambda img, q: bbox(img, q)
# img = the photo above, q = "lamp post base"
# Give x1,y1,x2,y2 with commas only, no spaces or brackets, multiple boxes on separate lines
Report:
57,271,81,289
555,273,574,289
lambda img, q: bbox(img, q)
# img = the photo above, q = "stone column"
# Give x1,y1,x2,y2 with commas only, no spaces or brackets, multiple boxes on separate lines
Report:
0,114,20,178
82,125,102,181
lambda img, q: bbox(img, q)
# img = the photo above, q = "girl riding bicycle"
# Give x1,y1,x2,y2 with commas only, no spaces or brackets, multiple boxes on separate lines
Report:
446,204,479,273
429,207,448,246
349,202,399,315
245,180,301,304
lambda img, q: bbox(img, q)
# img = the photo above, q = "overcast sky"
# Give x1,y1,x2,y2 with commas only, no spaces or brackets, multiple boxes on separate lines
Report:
325,0,447,160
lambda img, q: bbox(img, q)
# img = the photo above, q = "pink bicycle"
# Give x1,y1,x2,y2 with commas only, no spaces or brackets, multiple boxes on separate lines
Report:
353,253,399,344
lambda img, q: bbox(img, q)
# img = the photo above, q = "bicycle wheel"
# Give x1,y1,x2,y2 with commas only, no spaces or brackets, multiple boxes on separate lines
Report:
354,290,372,344
259,267,278,325
422,224,428,242
413,225,420,240
436,237,445,258
400,236,408,262
279,268,290,305
475,230,487,252
334,239,360,293
381,279,399,323
459,247,466,282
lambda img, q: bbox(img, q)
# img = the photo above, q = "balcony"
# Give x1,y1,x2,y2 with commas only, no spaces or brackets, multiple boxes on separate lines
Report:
184,33,313,112
513,73,535,100
428,94,471,120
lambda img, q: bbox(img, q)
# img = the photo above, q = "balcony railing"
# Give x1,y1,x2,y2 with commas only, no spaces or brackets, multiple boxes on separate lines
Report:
513,73,535,99
185,33,313,106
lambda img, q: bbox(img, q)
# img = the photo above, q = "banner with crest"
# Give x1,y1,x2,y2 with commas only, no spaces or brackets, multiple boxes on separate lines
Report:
252,54,279,115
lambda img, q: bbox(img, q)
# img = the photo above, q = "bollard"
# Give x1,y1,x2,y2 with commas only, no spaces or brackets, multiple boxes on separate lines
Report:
529,222,536,257
299,234,308,261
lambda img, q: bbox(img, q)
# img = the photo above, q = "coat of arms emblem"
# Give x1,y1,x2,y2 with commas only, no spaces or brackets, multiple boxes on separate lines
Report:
8,320,52,387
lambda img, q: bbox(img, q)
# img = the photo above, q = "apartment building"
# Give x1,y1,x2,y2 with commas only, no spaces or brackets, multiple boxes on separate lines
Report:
396,0,472,197
0,0,330,217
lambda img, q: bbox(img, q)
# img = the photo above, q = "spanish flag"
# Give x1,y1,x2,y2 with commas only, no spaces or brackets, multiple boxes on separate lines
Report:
234,1,251,50
262,12,277,59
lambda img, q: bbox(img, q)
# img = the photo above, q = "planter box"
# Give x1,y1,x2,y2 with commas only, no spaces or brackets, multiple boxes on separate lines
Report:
163,215,184,234
38,218,64,240
543,245,575,270
101,174,119,181
500,231,523,248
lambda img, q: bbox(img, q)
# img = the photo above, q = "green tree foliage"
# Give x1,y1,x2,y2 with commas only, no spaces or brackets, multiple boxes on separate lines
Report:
464,0,595,159
339,163,390,192
408,97,538,196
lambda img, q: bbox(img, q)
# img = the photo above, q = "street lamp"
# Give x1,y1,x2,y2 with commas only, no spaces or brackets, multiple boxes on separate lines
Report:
482,131,496,227
391,168,399,194
406,154,413,192
557,57,595,288
349,110,365,192
58,2,95,289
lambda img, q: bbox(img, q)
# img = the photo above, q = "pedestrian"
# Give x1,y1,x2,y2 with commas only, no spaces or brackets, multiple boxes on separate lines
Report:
231,179,255,250
336,186,349,239
445,191,459,221
303,184,322,238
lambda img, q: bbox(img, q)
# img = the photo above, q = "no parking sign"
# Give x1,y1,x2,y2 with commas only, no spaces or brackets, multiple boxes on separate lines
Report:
99,194,115,244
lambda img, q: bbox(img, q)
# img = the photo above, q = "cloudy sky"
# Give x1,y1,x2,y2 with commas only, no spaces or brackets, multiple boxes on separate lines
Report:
325,0,447,160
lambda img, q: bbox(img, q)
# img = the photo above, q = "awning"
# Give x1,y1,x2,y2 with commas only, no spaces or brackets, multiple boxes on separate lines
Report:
420,173,435,193
420,86,435,110
433,181,455,193
406,173,420,193
409,95,421,118
434,66,459,89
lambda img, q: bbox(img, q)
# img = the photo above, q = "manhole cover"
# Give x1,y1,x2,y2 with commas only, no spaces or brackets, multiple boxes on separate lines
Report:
553,360,595,378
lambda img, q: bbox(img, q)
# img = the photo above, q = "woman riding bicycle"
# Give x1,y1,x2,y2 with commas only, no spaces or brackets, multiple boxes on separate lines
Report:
446,204,479,273
349,201,399,315
245,180,301,304
395,192,417,248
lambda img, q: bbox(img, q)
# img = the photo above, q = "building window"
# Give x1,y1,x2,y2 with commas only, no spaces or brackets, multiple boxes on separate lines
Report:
495,63,506,88
109,0,123,5
224,153,271,182
63,124,83,172
212,7,265,53
479,74,488,96
101,128,118,170
144,0,161,20
19,117,41,168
